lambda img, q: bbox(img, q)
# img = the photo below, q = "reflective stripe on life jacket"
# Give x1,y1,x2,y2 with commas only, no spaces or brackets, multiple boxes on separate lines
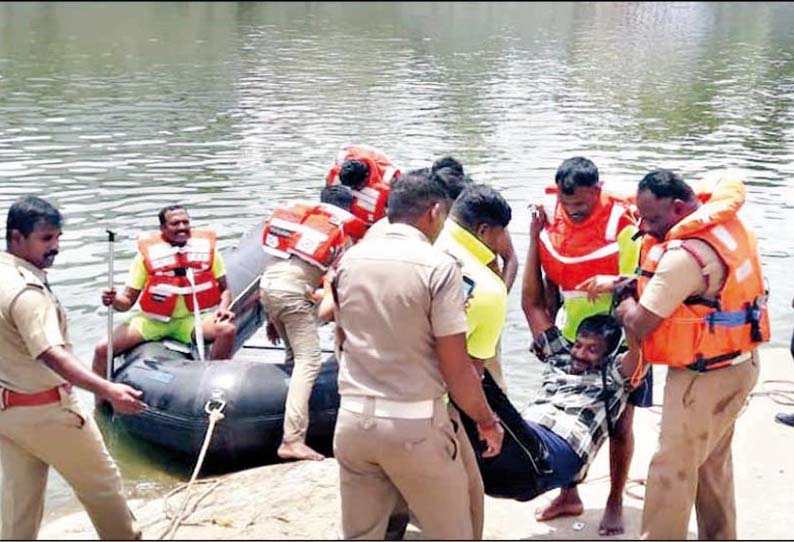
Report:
636,176,769,370
326,144,400,225
261,200,363,271
137,230,221,322
539,189,638,292
539,186,639,341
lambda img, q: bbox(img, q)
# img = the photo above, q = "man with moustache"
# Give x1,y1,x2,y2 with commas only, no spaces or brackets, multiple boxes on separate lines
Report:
0,196,146,540
615,170,768,539
92,204,236,379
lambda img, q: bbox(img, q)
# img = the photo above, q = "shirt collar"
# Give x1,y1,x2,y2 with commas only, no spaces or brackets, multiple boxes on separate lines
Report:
383,222,431,244
0,251,49,284
445,219,496,266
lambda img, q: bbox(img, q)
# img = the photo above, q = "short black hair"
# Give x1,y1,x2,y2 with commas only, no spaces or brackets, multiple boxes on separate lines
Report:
450,184,512,231
339,160,369,190
431,166,472,200
158,205,187,227
555,157,599,195
576,314,622,356
387,168,448,223
321,184,354,211
6,196,63,243
431,156,464,175
638,169,695,201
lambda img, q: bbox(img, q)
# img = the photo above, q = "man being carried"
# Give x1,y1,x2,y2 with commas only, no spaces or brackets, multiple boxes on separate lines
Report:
260,185,365,461
536,156,649,535
93,205,236,379
455,206,644,515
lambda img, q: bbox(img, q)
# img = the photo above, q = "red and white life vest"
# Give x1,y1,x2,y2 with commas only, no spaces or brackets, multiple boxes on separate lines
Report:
326,144,400,225
137,230,221,322
538,187,638,291
262,201,365,271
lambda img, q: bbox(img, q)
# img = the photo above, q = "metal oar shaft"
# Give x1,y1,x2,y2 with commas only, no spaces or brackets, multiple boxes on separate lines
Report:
106,230,116,380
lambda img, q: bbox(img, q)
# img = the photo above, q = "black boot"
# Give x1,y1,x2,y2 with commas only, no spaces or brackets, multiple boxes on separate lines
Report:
775,412,794,427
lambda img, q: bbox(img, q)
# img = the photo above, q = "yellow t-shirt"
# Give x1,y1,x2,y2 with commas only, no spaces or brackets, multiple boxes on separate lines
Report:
126,249,226,319
559,224,640,342
435,220,508,360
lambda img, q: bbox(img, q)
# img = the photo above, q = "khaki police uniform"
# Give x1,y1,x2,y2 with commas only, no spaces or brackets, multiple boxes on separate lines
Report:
332,223,474,540
638,240,759,540
0,252,139,540
260,256,325,445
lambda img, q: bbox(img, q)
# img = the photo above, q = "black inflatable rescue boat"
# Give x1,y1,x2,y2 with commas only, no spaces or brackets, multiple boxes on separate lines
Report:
109,220,340,461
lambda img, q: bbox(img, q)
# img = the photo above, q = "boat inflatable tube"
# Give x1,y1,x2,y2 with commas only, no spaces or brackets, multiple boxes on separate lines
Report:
110,218,340,460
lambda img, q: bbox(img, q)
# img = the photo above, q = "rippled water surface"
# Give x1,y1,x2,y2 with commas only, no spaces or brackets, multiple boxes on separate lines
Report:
1,1,794,520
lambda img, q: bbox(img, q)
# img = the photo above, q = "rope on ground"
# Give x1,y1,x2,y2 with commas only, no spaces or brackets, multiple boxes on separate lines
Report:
748,379,794,407
579,472,648,501
158,397,227,540
624,478,647,501
591,378,794,502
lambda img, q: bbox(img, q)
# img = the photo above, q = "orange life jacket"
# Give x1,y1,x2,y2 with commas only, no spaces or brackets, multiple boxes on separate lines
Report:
636,178,769,371
137,230,221,322
538,187,638,291
326,144,400,225
261,201,365,271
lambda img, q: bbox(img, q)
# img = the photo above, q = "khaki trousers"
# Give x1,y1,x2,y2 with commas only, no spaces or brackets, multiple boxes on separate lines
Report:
641,353,759,540
334,398,473,540
261,288,322,443
0,391,139,540
388,403,485,539
449,404,485,539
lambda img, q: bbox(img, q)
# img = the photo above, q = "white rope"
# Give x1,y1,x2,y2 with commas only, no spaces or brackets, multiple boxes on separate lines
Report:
748,378,794,407
185,268,205,361
159,399,226,540
578,377,794,504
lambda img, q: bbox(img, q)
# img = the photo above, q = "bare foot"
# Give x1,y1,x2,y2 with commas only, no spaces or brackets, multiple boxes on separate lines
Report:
277,440,325,461
535,487,584,522
598,498,624,536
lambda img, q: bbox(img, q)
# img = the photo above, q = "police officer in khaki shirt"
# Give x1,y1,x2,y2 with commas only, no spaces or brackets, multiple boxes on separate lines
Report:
330,170,504,540
0,196,146,540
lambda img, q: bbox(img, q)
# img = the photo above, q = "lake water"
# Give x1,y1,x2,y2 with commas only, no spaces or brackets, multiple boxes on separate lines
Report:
1,1,793,523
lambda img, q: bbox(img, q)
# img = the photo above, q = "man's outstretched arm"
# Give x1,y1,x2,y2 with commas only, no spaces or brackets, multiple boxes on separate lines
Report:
521,207,554,338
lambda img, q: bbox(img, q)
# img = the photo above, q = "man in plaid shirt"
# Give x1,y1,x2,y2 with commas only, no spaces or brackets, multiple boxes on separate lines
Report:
458,206,646,515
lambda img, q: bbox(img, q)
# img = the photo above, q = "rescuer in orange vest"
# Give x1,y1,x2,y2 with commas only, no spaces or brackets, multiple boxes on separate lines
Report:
326,144,399,227
614,169,768,540
260,185,364,462
533,157,649,536
92,205,236,380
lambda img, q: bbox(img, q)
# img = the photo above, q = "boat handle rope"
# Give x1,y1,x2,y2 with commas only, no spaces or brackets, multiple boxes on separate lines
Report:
185,267,206,361
159,398,226,539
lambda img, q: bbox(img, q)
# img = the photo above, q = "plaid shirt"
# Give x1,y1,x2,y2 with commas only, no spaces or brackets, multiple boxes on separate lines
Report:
523,327,632,480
